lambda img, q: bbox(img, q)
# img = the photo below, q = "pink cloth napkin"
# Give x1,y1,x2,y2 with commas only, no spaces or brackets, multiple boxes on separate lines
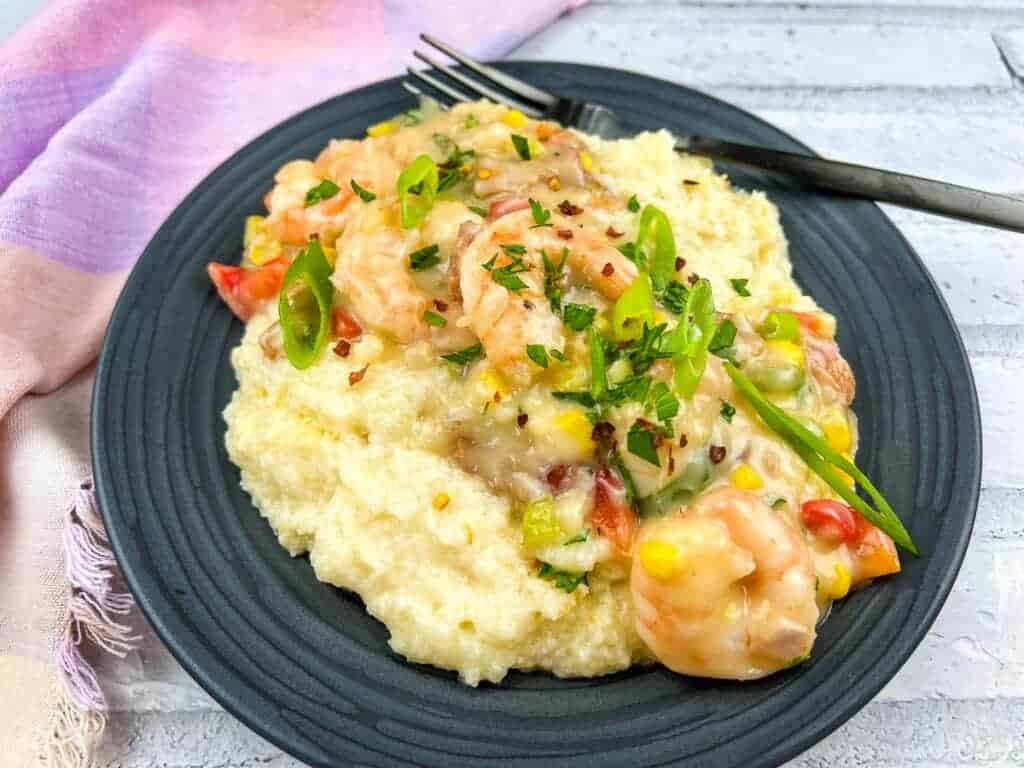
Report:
0,2,579,764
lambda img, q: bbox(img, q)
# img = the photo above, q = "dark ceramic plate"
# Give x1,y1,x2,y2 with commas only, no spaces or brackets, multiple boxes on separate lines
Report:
93,63,981,768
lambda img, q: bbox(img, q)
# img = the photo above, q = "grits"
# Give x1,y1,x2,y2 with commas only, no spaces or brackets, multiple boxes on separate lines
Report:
213,99,909,685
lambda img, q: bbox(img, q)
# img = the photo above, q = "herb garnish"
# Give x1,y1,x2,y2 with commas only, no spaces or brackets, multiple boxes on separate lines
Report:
424,310,447,328
304,179,340,207
709,319,737,359
627,194,640,213
730,278,751,297
720,400,736,422
468,204,489,218
501,243,527,256
550,349,568,363
441,343,484,367
627,420,661,466
409,244,441,271
464,113,480,129
529,198,552,228
563,529,590,546
542,248,568,311
538,563,588,593
659,280,689,314
511,133,531,160
552,391,597,407
650,381,679,424
482,253,530,292
526,344,549,368
350,179,376,202
563,303,597,331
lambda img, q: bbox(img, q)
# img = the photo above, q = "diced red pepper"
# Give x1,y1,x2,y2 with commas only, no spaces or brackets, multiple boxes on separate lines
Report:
592,466,637,557
207,258,288,321
801,499,858,545
331,307,363,339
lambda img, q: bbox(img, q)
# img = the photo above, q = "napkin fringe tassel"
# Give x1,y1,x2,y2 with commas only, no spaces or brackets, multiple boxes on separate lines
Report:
43,478,140,767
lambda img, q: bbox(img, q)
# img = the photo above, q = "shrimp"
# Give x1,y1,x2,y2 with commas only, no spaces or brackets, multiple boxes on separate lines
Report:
631,488,819,680
803,332,856,405
331,203,474,350
457,209,638,382
473,130,586,198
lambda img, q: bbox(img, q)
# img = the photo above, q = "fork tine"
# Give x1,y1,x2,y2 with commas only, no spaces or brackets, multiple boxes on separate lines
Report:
406,67,473,106
413,51,543,118
402,80,451,109
420,34,557,109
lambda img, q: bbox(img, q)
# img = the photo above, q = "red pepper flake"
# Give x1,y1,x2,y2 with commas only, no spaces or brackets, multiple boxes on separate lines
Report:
331,307,363,340
517,412,529,428
433,298,449,312
668,451,676,474
636,418,657,431
709,444,726,464
591,421,616,448
606,226,623,239
679,433,688,448
333,339,351,358
348,365,368,386
556,228,574,240
675,257,686,271
558,200,583,216
545,464,570,492
523,299,535,311
601,262,615,277
493,391,503,404
687,273,700,286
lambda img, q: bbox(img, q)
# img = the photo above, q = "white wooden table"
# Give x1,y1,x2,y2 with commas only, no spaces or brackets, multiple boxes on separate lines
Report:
84,2,1024,765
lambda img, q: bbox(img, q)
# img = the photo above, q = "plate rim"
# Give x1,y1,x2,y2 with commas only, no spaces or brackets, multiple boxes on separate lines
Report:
92,60,982,768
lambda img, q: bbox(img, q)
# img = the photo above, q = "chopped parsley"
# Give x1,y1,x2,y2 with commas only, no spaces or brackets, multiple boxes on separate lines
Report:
501,243,527,256
563,303,597,331
659,280,689,314
537,562,588,593
627,421,661,467
409,243,441,271
529,198,552,228
464,113,480,129
627,194,641,213
552,391,596,408
468,204,489,218
511,133,531,160
708,319,737,359
482,252,530,292
650,381,679,424
432,132,454,154
433,135,476,192
730,278,751,297
441,343,484,366
617,241,644,270
526,344,549,368
350,179,376,203
304,179,340,207
563,529,590,545
610,451,638,505
399,108,422,126
424,310,447,328
550,349,568,363
542,248,568,311
607,375,652,407
620,323,673,374
720,400,736,423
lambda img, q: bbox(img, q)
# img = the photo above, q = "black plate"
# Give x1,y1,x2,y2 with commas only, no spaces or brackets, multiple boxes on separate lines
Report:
93,63,981,768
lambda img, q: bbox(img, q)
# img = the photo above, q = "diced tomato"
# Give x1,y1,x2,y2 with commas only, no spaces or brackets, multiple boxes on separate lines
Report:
331,307,363,339
207,258,288,321
592,466,637,557
850,514,901,583
487,197,530,220
801,499,858,545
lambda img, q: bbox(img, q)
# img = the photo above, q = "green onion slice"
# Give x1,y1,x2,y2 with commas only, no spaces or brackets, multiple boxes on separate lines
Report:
671,278,715,398
724,362,917,554
636,204,676,291
611,272,655,341
759,311,801,342
278,239,334,369
397,154,439,228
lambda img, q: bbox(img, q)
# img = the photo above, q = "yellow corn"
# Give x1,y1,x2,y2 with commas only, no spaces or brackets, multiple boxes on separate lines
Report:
639,540,682,580
432,492,450,510
555,409,595,454
547,177,561,191
247,239,282,266
579,150,594,172
460,162,474,174
243,215,266,248
772,286,799,305
822,562,852,600
730,463,763,490
500,109,528,129
366,120,397,137
477,168,496,180
821,409,852,453
477,368,509,400
765,340,805,368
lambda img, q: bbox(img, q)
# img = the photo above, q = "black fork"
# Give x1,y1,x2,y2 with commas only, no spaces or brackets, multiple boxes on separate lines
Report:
405,34,1024,234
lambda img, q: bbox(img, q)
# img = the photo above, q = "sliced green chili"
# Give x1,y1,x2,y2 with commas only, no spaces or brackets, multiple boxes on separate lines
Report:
636,204,677,291
397,154,439,229
759,311,801,342
611,273,655,341
279,239,334,369
638,454,710,517
588,325,608,401
671,278,715,398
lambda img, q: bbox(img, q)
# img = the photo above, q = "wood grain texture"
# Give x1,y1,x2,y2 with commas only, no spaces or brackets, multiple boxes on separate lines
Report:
94,1,1023,766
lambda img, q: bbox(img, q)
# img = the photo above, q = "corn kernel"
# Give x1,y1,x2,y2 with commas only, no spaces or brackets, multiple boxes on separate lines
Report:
731,463,763,490
579,151,594,172
477,168,496,180
536,122,558,140
243,215,266,248
823,562,852,600
478,368,508,400
765,340,805,368
639,540,682,580
772,287,798,305
366,120,396,137
460,162,474,174
546,177,561,191
555,409,595,454
500,109,528,129
821,409,852,453
432,492,450,510
247,239,282,266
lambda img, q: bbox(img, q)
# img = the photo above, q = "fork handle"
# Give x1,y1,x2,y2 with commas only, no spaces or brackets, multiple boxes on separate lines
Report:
678,135,1024,234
